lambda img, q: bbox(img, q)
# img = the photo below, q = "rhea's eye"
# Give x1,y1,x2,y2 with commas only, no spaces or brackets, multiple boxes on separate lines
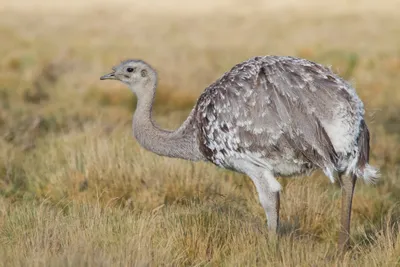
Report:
127,67,135,73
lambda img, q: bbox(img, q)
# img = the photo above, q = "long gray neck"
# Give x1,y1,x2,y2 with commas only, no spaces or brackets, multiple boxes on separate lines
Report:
132,84,204,161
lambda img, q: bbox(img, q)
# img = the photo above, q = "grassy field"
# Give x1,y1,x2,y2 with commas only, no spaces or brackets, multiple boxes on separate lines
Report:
1,0,400,266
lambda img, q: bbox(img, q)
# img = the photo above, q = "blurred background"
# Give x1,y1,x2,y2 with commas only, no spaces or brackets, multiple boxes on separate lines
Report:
1,0,400,265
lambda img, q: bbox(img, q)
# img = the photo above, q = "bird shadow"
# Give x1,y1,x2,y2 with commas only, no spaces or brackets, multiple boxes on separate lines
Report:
278,219,302,237
251,216,322,242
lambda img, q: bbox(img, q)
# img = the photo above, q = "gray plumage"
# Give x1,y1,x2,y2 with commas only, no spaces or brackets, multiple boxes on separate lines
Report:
100,55,379,252
195,56,376,183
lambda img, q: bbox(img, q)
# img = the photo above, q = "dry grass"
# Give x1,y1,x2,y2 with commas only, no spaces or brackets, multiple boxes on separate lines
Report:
1,0,400,266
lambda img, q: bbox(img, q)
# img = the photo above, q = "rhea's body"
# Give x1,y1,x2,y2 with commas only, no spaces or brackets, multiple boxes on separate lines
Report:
193,56,376,187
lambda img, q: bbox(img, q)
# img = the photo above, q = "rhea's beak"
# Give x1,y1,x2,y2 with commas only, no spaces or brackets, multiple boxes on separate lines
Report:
100,72,116,80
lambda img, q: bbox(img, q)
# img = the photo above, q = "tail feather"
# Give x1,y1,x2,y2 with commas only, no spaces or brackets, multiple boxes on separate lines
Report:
355,120,380,183
357,163,380,184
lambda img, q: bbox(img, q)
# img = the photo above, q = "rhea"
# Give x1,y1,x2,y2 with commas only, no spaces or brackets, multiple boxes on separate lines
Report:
100,56,379,251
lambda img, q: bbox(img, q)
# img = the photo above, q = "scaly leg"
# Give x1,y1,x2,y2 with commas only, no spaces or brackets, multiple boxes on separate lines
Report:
337,174,357,253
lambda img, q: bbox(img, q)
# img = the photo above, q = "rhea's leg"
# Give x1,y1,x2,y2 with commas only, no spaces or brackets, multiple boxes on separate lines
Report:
250,171,281,233
337,174,357,253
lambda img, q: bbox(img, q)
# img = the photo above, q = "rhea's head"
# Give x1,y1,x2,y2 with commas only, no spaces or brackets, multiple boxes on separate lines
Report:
100,59,157,96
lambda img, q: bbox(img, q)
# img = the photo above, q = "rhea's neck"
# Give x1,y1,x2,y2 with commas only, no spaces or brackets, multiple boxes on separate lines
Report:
131,84,204,161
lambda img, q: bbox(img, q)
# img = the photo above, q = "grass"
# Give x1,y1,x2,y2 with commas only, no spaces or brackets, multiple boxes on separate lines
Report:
1,1,400,266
